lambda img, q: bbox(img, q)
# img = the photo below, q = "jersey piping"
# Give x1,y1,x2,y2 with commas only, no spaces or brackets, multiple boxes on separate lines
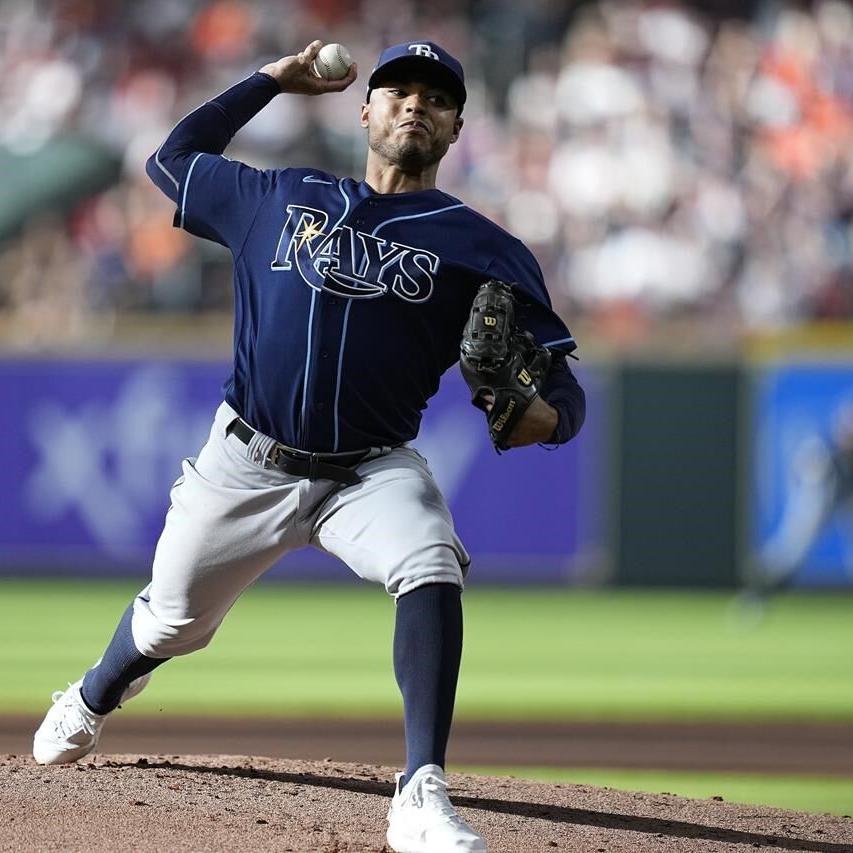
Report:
543,336,575,348
154,146,179,190
299,289,318,438
179,153,205,229
370,203,467,236
333,300,354,452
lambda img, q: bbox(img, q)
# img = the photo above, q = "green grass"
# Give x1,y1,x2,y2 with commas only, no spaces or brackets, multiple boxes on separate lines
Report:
2,579,853,721
4,579,853,816
458,767,853,817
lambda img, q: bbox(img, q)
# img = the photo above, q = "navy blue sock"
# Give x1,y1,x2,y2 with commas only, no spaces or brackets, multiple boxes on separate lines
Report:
393,583,463,787
80,603,169,715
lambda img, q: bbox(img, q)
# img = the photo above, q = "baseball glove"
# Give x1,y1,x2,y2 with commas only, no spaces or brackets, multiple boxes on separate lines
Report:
460,280,551,451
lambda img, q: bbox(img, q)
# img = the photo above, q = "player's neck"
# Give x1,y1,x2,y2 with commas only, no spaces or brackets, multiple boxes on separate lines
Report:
364,156,439,195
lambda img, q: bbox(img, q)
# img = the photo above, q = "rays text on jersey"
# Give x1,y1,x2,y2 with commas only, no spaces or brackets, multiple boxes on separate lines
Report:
271,204,439,302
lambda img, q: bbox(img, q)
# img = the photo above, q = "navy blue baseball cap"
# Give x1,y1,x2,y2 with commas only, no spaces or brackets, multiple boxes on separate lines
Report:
367,41,466,113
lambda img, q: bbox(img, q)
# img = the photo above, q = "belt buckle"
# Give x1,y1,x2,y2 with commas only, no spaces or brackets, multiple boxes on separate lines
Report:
268,443,285,469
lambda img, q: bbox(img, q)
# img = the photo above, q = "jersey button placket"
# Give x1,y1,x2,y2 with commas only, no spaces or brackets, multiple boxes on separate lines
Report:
352,197,374,229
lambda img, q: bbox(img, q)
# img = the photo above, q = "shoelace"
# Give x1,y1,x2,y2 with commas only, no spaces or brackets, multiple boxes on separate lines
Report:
409,775,465,825
51,685,99,740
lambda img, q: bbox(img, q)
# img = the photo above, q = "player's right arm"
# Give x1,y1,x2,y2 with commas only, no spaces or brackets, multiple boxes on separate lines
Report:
144,72,280,207
259,40,357,95
145,41,356,248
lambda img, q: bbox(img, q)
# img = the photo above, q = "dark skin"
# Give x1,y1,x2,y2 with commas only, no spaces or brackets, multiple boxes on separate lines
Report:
260,41,558,447
360,79,461,193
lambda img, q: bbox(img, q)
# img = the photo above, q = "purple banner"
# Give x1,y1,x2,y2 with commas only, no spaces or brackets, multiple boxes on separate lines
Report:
0,358,605,583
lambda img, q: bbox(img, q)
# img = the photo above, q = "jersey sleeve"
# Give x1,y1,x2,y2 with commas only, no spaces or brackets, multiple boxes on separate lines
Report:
174,154,274,252
145,72,283,254
485,239,577,356
543,356,586,443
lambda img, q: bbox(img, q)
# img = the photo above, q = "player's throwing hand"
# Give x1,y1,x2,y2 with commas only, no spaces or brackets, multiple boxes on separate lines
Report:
260,40,357,95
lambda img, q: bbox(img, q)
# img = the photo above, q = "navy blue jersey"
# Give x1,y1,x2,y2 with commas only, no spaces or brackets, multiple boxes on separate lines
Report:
148,73,582,452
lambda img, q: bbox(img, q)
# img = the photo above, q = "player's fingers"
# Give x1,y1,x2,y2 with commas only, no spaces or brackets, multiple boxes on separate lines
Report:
298,40,324,67
324,61,358,92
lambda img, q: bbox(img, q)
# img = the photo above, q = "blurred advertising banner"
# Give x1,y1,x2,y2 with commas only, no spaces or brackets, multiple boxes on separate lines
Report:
0,358,604,584
751,362,853,588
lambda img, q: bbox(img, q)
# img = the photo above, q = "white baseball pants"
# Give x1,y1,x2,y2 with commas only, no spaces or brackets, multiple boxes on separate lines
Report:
131,402,470,657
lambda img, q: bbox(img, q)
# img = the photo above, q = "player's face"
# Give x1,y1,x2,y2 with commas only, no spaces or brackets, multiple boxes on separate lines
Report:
361,79,463,172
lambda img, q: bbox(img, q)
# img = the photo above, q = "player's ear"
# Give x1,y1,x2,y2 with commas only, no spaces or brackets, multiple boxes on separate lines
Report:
450,116,463,144
360,101,370,128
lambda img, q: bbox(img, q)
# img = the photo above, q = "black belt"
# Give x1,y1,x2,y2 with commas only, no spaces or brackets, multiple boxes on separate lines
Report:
227,418,366,486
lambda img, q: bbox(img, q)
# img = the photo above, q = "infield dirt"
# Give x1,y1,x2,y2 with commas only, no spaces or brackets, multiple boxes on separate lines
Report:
2,753,853,852
4,716,853,775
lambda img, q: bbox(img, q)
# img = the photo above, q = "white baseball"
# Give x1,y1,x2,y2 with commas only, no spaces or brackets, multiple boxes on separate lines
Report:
311,43,352,81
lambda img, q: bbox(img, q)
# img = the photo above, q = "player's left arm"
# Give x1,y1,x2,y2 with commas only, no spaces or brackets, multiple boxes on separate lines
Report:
483,241,585,448
505,357,585,448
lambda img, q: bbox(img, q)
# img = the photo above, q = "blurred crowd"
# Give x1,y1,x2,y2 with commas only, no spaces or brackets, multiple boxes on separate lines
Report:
1,0,852,349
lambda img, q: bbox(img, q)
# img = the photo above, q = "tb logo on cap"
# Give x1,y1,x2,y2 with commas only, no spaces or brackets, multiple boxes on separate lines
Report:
408,43,439,60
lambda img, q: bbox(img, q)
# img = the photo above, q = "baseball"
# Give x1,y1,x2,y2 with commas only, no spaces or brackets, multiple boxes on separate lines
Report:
312,43,353,80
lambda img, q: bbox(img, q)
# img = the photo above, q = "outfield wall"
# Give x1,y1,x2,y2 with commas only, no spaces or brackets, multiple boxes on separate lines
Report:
613,364,741,588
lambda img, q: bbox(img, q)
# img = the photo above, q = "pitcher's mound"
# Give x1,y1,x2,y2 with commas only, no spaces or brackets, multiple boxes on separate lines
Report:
2,754,851,852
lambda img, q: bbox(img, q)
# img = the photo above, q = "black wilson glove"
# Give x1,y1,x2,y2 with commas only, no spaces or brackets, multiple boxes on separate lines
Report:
459,280,552,451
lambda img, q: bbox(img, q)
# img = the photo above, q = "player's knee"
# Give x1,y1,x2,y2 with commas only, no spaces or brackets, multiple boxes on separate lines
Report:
387,543,467,598
131,602,221,657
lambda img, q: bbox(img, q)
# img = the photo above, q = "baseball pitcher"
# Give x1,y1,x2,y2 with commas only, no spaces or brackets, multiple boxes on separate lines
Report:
33,40,585,853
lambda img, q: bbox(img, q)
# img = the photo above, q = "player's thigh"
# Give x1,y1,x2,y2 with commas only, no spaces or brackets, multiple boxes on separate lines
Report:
135,410,308,648
312,447,469,597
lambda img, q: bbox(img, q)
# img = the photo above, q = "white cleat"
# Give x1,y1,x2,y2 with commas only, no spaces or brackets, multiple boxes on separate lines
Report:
387,764,487,853
32,673,151,765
